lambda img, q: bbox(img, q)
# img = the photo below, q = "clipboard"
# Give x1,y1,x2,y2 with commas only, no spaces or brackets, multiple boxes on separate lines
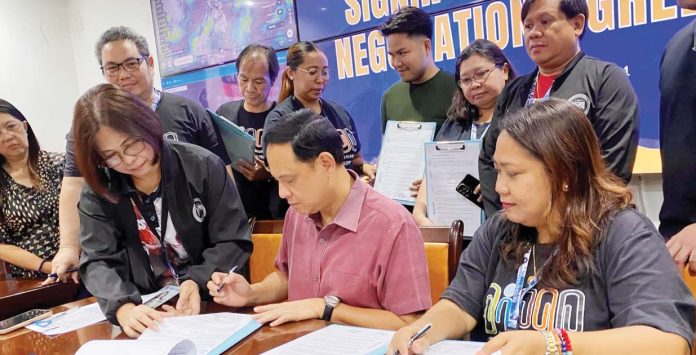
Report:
374,120,436,205
207,109,255,173
424,140,483,236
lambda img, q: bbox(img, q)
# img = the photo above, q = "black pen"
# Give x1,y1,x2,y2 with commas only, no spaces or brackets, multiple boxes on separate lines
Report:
391,323,432,355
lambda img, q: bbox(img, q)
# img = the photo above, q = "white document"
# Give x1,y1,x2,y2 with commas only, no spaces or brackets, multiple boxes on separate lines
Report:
374,120,436,205
425,340,500,355
139,313,258,355
424,141,482,236
262,324,394,355
76,339,196,355
26,287,177,336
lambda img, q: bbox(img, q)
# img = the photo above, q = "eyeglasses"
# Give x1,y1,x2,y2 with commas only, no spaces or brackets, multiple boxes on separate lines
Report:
458,66,501,88
101,138,147,168
100,56,148,76
297,67,329,80
0,121,25,138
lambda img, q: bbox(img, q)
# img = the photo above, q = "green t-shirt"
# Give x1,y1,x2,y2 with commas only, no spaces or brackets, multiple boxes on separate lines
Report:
380,69,457,133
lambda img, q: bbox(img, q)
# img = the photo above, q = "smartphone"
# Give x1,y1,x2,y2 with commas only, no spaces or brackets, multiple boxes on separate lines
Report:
456,174,484,209
0,309,53,334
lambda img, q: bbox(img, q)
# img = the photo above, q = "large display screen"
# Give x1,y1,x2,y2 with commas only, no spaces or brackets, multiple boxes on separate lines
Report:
151,0,297,77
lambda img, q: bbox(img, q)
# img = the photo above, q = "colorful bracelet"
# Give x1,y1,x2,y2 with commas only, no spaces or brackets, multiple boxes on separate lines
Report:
540,330,560,355
555,328,573,355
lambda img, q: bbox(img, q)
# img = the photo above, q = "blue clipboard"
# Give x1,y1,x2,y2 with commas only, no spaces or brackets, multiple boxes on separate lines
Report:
208,109,255,172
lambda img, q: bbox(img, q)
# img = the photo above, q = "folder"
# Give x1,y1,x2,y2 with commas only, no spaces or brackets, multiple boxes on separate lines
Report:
207,109,255,173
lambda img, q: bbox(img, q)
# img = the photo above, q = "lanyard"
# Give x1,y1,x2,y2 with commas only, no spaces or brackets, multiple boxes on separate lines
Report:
131,192,180,284
151,89,162,111
471,123,490,140
525,72,553,107
506,243,558,330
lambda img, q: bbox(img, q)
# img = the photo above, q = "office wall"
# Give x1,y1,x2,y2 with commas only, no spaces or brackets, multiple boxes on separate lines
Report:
0,0,79,152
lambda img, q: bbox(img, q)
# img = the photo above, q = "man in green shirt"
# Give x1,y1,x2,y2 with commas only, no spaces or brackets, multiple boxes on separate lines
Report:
379,6,457,133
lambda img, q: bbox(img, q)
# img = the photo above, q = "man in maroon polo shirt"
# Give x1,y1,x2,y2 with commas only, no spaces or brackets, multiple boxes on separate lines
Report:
207,109,432,329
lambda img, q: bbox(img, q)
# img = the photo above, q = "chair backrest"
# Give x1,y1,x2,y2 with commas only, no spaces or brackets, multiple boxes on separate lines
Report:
249,233,283,283
420,220,467,303
252,220,285,234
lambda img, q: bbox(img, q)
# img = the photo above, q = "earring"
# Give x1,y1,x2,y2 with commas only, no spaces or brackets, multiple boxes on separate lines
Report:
562,184,569,192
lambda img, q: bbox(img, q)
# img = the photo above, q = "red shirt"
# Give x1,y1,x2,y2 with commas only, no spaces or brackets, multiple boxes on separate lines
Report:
275,171,432,315
534,73,557,99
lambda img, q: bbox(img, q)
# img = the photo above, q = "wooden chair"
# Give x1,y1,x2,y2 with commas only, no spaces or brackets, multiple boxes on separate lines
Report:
249,233,283,283
252,219,284,234
421,220,467,304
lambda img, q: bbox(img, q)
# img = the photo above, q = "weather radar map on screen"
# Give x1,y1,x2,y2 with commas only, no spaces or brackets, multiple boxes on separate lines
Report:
151,0,297,77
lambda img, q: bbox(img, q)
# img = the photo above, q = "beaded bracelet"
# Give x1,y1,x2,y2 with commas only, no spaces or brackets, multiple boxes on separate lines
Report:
540,330,560,355
555,328,573,355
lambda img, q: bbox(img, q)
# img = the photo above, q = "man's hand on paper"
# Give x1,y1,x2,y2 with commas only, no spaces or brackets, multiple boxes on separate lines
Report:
251,298,323,327
116,303,171,338
238,158,271,181
207,271,253,307
666,223,696,275
162,280,200,316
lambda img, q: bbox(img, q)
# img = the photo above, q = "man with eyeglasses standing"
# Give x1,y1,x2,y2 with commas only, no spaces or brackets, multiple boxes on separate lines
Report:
44,26,231,285
478,0,640,217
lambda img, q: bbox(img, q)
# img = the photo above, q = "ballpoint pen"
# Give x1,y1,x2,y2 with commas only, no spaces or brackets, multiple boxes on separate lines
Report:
47,266,79,279
391,323,432,355
216,265,239,293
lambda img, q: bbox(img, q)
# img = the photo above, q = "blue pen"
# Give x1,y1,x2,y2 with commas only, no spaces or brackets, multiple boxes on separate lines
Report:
216,266,239,293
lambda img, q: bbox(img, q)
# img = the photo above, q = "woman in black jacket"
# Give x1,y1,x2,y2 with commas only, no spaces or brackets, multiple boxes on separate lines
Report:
72,84,252,338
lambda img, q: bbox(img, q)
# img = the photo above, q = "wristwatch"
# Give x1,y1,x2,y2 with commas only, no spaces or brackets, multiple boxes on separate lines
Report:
321,295,341,321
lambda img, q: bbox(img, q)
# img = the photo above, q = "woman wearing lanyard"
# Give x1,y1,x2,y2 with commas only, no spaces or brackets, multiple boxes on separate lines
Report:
263,41,376,181
73,84,252,338
389,99,695,354
412,40,515,226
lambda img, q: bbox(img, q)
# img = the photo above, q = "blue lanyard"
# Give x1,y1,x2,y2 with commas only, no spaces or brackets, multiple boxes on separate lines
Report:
506,243,558,329
151,89,162,111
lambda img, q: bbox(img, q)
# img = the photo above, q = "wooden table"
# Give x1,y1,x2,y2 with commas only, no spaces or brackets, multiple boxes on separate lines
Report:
0,278,78,320
0,298,328,355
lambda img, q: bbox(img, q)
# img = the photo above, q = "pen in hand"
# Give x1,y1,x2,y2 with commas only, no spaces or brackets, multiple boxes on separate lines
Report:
392,323,432,355
216,266,239,293
48,266,80,279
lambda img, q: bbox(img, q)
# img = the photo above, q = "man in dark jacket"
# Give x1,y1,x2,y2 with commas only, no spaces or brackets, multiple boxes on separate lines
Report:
478,0,639,217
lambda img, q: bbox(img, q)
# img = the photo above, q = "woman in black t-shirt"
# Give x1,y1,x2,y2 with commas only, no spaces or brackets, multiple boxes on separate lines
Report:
389,100,695,355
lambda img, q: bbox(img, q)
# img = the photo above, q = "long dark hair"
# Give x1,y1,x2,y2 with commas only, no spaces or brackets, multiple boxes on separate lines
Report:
498,99,631,288
447,39,516,125
0,99,43,190
278,41,322,103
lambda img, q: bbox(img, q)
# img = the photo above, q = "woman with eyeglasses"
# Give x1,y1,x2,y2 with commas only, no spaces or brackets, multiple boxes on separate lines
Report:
72,84,252,338
412,40,516,226
0,99,64,278
263,41,376,181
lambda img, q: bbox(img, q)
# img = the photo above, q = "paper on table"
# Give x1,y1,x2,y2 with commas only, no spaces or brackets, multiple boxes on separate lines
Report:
262,324,394,355
424,141,482,236
75,339,196,355
374,121,436,205
26,287,174,336
139,313,257,355
425,340,501,355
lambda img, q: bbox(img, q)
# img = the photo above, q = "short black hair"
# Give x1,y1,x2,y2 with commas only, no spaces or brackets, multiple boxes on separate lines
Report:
262,109,344,166
236,44,280,84
379,6,432,39
95,26,150,65
521,0,588,39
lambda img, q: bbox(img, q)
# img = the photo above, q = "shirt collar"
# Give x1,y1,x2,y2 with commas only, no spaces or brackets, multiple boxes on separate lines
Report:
308,170,365,233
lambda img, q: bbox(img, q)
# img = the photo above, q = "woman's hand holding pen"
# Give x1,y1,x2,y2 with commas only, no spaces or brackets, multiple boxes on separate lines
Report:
207,271,253,307
388,323,432,355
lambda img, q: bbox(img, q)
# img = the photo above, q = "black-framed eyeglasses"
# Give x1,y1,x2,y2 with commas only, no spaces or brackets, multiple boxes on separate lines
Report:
0,121,25,138
458,65,502,88
100,138,147,168
100,56,148,76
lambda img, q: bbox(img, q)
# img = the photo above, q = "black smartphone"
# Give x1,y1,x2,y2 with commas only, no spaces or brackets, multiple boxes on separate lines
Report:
455,174,484,209
0,309,52,334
